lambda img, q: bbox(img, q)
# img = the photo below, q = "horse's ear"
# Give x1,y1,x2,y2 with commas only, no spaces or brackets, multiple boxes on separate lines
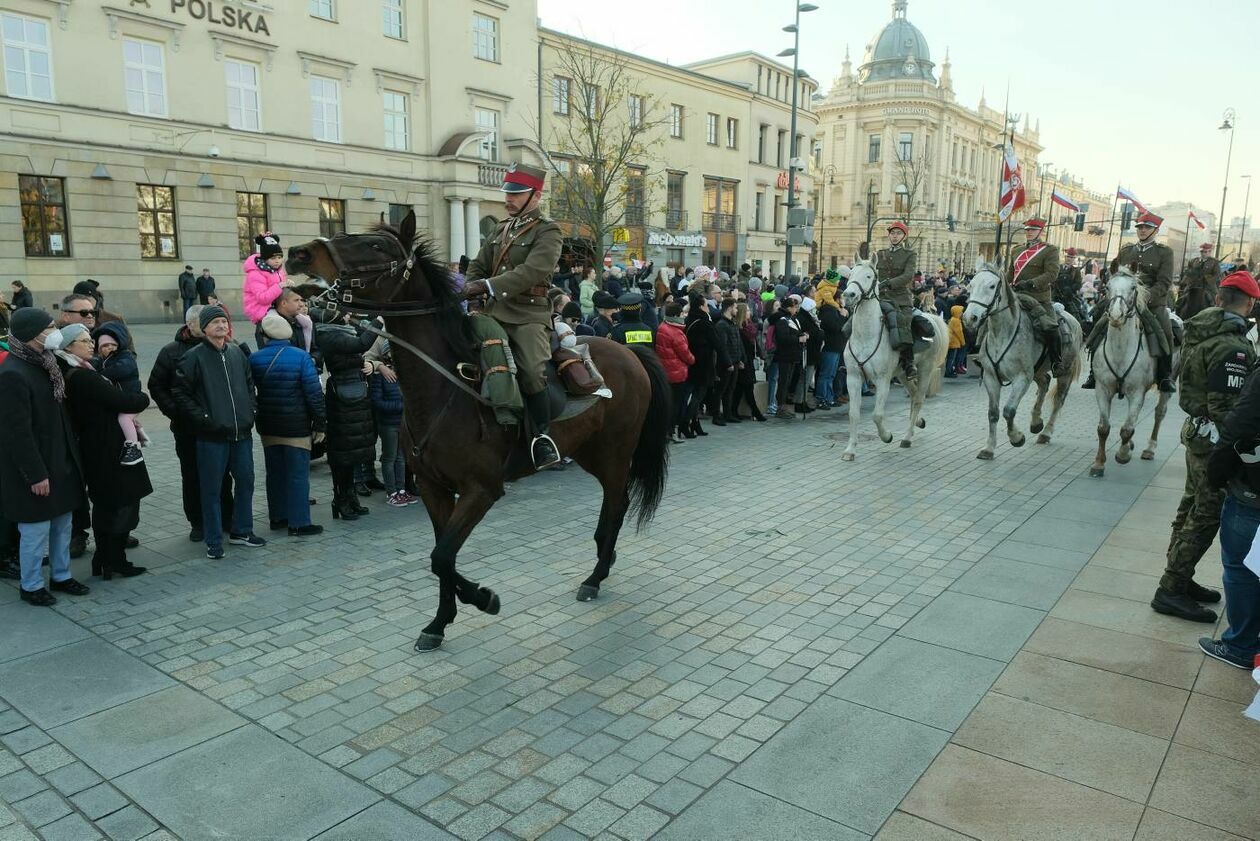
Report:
973,256,986,274
857,241,870,261
399,209,417,250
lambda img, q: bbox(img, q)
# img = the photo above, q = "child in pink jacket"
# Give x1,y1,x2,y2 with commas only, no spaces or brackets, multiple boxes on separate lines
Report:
242,232,291,324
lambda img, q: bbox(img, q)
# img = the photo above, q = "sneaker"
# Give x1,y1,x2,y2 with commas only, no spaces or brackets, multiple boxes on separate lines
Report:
387,492,409,508
404,492,421,506
228,533,266,548
1199,637,1251,670
206,546,225,560
120,442,144,466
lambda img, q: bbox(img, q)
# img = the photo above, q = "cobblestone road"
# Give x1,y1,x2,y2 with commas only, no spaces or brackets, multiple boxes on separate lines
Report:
1,324,1253,840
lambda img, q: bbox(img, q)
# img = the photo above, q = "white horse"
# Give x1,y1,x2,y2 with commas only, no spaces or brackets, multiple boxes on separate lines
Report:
838,260,949,461
1088,267,1180,478
962,263,1083,460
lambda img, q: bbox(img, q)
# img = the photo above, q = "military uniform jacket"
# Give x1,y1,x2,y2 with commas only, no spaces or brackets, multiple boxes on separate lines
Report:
465,209,563,326
1116,241,1175,308
1178,308,1255,434
876,245,916,307
1181,256,1222,291
1007,242,1060,304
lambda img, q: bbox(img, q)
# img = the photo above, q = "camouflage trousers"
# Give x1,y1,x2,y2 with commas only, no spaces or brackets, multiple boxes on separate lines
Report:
1160,441,1225,593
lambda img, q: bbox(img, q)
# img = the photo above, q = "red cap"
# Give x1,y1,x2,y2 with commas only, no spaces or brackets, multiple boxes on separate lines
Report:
1220,270,1260,299
501,162,546,193
1201,242,1214,250
886,221,908,234
1134,212,1163,228
1022,218,1046,230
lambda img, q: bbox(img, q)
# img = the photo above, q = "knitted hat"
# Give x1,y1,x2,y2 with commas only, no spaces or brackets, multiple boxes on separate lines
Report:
560,301,584,320
761,291,775,303
199,304,229,331
9,307,53,342
254,232,283,260
774,283,789,300
52,322,89,350
96,332,118,351
748,278,763,293
261,312,293,341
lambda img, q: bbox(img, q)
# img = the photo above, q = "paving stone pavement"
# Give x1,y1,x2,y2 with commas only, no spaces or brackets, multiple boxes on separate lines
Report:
0,323,1253,840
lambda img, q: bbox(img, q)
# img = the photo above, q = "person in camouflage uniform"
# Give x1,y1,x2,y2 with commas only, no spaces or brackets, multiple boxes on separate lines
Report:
1151,270,1260,623
1082,212,1177,392
1176,241,1223,320
876,221,918,381
1007,218,1066,375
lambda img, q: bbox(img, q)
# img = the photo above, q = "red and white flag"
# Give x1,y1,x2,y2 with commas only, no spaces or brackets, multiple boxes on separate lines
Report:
1188,210,1206,230
998,147,1026,222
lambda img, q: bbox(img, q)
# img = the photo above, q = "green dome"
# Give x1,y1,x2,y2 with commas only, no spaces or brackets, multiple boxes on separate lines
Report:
859,0,936,83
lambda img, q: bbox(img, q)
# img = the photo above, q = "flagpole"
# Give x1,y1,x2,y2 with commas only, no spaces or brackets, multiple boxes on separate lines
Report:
1179,212,1192,279
1102,188,1120,265
993,87,1010,263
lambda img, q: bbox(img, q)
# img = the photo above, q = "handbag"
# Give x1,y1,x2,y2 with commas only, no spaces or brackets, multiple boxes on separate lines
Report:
333,377,368,402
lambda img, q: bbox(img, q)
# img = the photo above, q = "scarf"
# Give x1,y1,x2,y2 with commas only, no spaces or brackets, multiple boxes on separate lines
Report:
55,350,93,370
253,255,282,274
9,338,66,401
663,315,686,326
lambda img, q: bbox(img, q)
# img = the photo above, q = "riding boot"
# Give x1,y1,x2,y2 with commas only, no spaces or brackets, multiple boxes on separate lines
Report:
524,390,561,469
1081,350,1096,389
1043,328,1065,377
1156,353,1175,393
898,346,918,382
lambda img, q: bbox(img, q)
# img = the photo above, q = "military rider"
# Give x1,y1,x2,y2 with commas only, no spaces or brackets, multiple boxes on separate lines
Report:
877,221,918,381
1007,218,1066,375
1082,212,1178,392
462,163,564,469
1176,241,1223,320
1152,270,1260,623
608,291,656,348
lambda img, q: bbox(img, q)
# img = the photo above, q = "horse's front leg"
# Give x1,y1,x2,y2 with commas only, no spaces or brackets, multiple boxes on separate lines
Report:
1004,373,1034,448
1141,390,1171,460
841,364,863,461
1090,387,1112,477
414,487,499,652
1115,386,1148,465
977,368,1001,460
1029,372,1049,435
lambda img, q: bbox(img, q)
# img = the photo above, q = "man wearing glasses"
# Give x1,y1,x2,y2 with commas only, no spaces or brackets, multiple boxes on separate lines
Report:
58,293,98,329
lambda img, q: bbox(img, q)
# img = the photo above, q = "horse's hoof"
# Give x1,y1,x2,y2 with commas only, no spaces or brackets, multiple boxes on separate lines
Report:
1089,466,1105,478
1035,434,1051,445
1029,421,1044,434
880,433,893,444
916,418,926,429
976,450,994,460
1140,450,1155,460
1011,435,1026,448
899,440,912,448
414,633,444,653
1115,452,1131,465
840,452,855,462
473,587,501,615
576,584,600,602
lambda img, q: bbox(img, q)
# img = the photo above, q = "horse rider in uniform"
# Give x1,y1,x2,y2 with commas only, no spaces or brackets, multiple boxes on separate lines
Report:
609,291,656,348
1082,212,1177,392
462,162,564,469
1008,218,1067,375
1152,270,1260,623
876,221,918,382
1055,247,1089,326
1177,241,1223,320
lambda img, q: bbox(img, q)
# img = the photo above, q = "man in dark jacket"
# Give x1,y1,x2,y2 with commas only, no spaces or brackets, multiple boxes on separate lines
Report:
196,269,217,305
173,305,262,559
713,298,743,424
148,305,234,542
588,291,618,338
0,308,89,605
178,265,197,316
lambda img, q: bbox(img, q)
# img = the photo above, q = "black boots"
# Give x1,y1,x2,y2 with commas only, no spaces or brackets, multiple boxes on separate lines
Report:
1042,328,1066,377
1151,587,1217,623
524,391,561,469
1156,354,1175,393
898,346,918,382
90,534,146,580
332,482,368,520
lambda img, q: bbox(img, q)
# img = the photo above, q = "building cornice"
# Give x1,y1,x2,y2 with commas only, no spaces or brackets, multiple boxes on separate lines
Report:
296,51,356,85
102,5,185,51
208,31,277,70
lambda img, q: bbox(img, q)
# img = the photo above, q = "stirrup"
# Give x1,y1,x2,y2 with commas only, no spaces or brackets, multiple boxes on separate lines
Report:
531,434,562,469
594,387,613,399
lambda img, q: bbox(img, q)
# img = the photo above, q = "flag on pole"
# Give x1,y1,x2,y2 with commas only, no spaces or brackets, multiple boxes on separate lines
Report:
998,147,1026,222
1188,210,1206,230
1116,186,1148,214
1050,188,1081,213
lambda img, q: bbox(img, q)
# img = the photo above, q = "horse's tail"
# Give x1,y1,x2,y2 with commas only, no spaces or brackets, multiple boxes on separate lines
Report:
626,343,672,531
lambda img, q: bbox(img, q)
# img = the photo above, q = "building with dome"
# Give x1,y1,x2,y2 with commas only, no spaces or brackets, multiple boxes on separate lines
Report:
812,0,1049,272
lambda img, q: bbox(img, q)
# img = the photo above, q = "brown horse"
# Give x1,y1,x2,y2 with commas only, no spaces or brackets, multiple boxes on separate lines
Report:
285,211,671,652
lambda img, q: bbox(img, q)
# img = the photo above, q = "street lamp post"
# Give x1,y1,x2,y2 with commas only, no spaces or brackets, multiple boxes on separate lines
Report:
1237,174,1252,263
819,164,836,269
1215,108,1236,261
865,178,877,244
777,2,817,280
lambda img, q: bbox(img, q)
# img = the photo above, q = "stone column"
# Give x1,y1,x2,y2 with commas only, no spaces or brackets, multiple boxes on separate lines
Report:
448,198,465,262
464,199,481,261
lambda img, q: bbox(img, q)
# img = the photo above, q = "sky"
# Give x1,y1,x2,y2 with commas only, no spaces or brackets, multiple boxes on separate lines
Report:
537,0,1259,230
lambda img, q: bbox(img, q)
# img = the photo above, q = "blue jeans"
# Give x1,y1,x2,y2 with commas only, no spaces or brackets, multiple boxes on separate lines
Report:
181,296,196,317
197,438,254,548
817,351,841,404
766,361,779,409
19,512,72,592
1220,494,1260,660
264,445,311,528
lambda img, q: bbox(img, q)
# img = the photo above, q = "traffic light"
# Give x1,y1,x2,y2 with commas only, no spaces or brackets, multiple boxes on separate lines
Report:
1073,212,1085,232
1120,202,1133,231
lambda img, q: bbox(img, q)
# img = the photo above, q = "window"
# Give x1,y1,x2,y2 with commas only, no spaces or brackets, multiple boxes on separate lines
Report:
382,0,403,38
666,171,684,228
225,59,261,132
628,94,643,129
669,104,683,138
552,76,570,115
706,113,718,145
383,89,409,151
776,130,786,167
388,203,411,226
472,13,498,62
898,131,913,161
19,175,69,257
625,166,645,226
319,198,346,239
773,194,781,231
726,117,738,150
754,192,764,230
310,75,341,142
868,134,881,163
2,13,53,101
894,185,909,215
236,191,268,259
309,0,334,20
582,84,599,118
123,38,167,117
667,248,684,266
757,124,768,164
136,185,178,259
474,107,498,161
551,157,572,220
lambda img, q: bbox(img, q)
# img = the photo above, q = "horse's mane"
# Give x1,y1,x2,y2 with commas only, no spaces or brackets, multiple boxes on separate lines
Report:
370,222,478,363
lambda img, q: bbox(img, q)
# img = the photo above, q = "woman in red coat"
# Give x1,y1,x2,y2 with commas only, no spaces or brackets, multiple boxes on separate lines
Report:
655,302,695,442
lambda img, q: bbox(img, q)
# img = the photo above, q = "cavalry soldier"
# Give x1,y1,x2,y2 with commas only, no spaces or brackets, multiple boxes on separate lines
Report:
1055,247,1090,328
462,162,564,469
1007,218,1066,375
1082,212,1177,392
1177,241,1223,320
608,291,655,348
876,221,918,382
1152,270,1260,623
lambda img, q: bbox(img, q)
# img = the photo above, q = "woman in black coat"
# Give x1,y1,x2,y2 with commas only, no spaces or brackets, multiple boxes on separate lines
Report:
53,325,151,579
313,312,377,519
684,292,727,436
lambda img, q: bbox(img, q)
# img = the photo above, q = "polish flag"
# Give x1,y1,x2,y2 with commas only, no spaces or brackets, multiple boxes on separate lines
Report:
1188,210,1206,230
998,147,1026,222
1116,186,1148,214
1050,188,1081,213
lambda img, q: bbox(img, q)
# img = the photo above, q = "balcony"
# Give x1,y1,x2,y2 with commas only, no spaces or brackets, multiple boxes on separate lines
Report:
478,163,507,188
624,206,646,227
665,209,688,230
702,212,740,232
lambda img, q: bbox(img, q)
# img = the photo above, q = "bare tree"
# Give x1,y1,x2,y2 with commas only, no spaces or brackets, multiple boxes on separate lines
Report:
537,37,669,261
893,151,931,222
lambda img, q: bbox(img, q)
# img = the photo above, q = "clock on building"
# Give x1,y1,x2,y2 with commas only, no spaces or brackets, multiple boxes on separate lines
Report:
903,59,917,75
